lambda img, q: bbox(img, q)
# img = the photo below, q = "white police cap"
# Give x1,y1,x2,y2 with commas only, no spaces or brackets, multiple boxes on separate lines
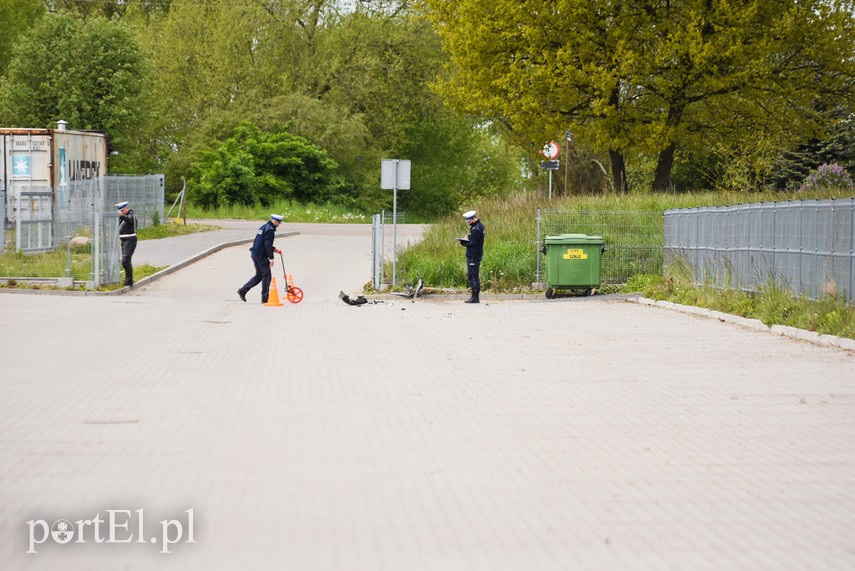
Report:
115,201,129,210
462,210,477,219
270,214,284,221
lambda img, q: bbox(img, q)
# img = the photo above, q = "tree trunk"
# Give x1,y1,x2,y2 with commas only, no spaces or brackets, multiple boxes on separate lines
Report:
609,149,627,193
653,143,675,191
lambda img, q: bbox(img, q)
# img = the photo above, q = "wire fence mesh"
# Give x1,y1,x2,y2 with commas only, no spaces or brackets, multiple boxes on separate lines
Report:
536,209,664,285
371,210,408,287
2,175,164,286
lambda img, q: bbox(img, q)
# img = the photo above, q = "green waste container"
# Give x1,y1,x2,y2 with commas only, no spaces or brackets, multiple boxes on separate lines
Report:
543,234,605,298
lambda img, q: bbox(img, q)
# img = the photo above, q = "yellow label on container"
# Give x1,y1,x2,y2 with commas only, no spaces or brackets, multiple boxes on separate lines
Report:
563,249,587,260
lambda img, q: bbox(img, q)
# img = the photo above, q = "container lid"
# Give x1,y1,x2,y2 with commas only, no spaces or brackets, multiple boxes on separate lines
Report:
544,234,604,244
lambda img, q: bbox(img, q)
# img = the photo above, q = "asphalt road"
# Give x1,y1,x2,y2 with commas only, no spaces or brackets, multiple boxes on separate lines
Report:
1,223,853,570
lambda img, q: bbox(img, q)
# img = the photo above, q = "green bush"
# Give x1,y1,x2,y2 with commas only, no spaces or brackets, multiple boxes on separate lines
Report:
189,122,348,209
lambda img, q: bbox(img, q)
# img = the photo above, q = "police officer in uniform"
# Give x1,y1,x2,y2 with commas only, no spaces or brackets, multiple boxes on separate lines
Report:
237,214,284,303
116,201,137,287
456,210,485,303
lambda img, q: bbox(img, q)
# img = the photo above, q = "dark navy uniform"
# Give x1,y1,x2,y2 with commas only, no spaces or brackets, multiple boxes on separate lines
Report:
238,218,280,303
458,213,485,303
117,207,138,286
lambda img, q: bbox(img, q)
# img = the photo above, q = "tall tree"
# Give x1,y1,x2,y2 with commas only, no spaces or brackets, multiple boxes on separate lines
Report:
420,0,855,192
0,0,45,78
0,13,153,169
303,8,523,213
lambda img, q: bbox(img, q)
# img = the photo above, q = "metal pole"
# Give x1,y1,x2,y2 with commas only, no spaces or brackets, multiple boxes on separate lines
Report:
371,214,378,289
564,139,569,196
180,178,187,226
92,184,100,288
380,209,385,286
66,235,72,277
392,185,398,286
536,208,542,283
548,170,553,200
392,159,398,286
849,198,854,304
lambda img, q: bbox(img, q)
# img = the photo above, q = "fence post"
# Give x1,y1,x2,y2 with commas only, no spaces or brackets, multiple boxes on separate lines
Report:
535,208,542,283
850,198,855,303
371,213,381,290
92,184,101,289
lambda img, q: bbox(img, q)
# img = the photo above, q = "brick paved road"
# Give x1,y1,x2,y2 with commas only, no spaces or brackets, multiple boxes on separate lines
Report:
0,224,853,570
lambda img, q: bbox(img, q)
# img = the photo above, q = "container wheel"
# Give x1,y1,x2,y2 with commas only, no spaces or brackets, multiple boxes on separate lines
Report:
585,288,593,296
545,288,555,299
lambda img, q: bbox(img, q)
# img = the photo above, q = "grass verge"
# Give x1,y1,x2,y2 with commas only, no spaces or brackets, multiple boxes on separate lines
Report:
396,189,854,291
0,221,203,284
627,273,855,340
137,222,221,239
183,200,370,223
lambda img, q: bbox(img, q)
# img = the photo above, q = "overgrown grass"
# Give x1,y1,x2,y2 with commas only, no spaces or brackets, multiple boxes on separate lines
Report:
396,189,854,290
3,263,166,291
0,222,207,282
137,221,221,239
184,200,371,223
0,246,92,280
628,273,855,340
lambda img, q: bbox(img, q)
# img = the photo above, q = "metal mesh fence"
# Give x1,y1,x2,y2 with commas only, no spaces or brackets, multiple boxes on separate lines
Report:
536,209,664,284
105,175,165,228
371,210,407,287
664,199,855,303
17,188,53,252
3,175,164,286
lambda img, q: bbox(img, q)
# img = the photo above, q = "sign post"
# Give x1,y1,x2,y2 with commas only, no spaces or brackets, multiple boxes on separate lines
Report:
380,159,411,286
541,142,560,199
564,130,572,196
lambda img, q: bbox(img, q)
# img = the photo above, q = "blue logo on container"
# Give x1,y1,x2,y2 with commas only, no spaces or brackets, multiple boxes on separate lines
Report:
13,156,30,178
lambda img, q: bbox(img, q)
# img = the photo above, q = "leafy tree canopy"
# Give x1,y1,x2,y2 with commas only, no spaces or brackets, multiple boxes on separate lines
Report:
189,123,348,209
0,12,153,169
419,0,855,192
0,0,45,77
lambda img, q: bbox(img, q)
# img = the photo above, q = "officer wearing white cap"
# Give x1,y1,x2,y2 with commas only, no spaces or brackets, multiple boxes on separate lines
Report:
456,210,485,303
237,214,284,303
115,201,137,286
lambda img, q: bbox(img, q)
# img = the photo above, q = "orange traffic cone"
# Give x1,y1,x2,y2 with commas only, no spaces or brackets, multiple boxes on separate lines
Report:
264,277,284,306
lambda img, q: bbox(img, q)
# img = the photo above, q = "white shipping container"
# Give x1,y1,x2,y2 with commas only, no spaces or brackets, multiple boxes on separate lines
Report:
1,125,107,252
1,126,107,225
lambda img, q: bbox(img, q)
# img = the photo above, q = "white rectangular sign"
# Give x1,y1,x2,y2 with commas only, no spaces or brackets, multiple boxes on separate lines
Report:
380,159,411,190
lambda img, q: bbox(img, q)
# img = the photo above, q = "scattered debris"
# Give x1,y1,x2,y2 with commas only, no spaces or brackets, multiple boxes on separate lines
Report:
339,291,368,306
391,277,424,299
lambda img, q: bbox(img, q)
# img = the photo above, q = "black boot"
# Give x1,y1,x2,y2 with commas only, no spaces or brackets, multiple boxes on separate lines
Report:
464,289,480,303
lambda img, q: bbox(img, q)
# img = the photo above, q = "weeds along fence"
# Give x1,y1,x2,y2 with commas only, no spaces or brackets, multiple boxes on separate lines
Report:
3,175,164,287
536,208,664,285
664,198,855,304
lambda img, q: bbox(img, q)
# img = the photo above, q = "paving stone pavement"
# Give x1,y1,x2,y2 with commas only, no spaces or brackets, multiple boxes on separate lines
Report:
0,224,853,570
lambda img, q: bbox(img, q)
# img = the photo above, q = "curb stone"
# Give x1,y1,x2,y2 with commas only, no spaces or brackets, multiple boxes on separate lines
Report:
631,296,855,352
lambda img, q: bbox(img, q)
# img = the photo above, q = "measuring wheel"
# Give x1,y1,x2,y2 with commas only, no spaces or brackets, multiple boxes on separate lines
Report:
286,286,304,304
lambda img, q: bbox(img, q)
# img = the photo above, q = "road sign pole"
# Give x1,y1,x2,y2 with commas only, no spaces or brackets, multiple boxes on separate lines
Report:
380,158,411,288
392,168,398,286
548,170,553,200
564,138,569,196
